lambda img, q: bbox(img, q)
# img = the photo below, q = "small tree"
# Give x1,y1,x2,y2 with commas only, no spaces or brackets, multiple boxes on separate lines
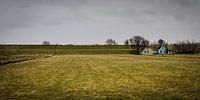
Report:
105,39,117,45
158,39,164,46
151,41,159,51
124,39,129,45
129,36,149,54
43,41,50,45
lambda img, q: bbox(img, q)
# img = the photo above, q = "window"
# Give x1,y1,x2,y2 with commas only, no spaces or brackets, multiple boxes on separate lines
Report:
147,51,149,53
144,51,146,53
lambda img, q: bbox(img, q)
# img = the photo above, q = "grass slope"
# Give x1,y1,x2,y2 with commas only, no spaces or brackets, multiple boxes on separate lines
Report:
0,54,200,99
0,45,132,55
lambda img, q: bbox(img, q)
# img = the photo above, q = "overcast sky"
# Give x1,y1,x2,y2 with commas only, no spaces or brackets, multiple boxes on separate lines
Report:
0,0,200,44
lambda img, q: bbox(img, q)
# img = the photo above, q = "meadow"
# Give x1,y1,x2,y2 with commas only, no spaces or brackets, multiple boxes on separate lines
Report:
0,54,200,99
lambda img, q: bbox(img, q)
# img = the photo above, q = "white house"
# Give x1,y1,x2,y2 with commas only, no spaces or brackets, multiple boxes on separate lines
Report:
141,47,154,55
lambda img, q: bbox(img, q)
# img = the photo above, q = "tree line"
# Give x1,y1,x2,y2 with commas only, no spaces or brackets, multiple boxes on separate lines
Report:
42,35,200,54
173,40,200,54
105,36,200,54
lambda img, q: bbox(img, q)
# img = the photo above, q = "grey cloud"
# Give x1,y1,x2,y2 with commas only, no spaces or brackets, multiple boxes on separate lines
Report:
140,10,158,16
0,8,44,30
0,0,91,30
169,0,200,7
0,0,45,30
101,7,136,18
0,0,200,44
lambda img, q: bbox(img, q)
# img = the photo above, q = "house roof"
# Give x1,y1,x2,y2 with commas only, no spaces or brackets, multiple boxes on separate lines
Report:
167,49,173,51
141,47,153,51
142,45,173,51
157,45,173,51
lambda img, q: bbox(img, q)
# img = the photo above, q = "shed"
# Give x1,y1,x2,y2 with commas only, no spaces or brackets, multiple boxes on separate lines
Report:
167,49,173,54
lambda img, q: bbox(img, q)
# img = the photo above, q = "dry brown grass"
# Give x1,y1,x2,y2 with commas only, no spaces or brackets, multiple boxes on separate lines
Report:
0,54,200,99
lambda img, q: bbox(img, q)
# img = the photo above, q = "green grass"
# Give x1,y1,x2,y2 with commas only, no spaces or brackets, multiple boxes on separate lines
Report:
0,45,132,55
0,54,200,99
0,45,132,49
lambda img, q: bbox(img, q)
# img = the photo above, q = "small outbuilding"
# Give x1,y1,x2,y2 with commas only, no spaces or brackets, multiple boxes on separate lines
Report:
141,47,154,55
167,49,173,54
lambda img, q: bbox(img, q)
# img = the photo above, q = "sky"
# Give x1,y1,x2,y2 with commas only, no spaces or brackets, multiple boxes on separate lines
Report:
0,0,200,45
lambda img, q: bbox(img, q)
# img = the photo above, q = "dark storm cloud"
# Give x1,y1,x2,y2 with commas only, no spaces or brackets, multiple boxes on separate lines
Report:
0,0,200,44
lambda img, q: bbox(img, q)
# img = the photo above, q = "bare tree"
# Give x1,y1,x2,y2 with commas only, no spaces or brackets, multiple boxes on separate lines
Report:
43,41,50,45
173,40,199,54
105,39,117,45
158,39,165,46
129,36,149,54
151,41,159,51
124,39,129,45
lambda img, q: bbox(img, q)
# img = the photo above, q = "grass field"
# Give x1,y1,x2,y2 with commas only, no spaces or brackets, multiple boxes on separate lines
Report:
0,54,200,99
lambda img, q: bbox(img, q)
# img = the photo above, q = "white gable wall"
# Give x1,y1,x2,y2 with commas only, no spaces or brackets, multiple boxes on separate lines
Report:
141,47,154,55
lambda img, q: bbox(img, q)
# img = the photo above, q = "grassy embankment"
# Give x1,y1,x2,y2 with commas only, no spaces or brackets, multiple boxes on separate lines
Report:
0,45,132,55
0,54,200,99
0,45,132,65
